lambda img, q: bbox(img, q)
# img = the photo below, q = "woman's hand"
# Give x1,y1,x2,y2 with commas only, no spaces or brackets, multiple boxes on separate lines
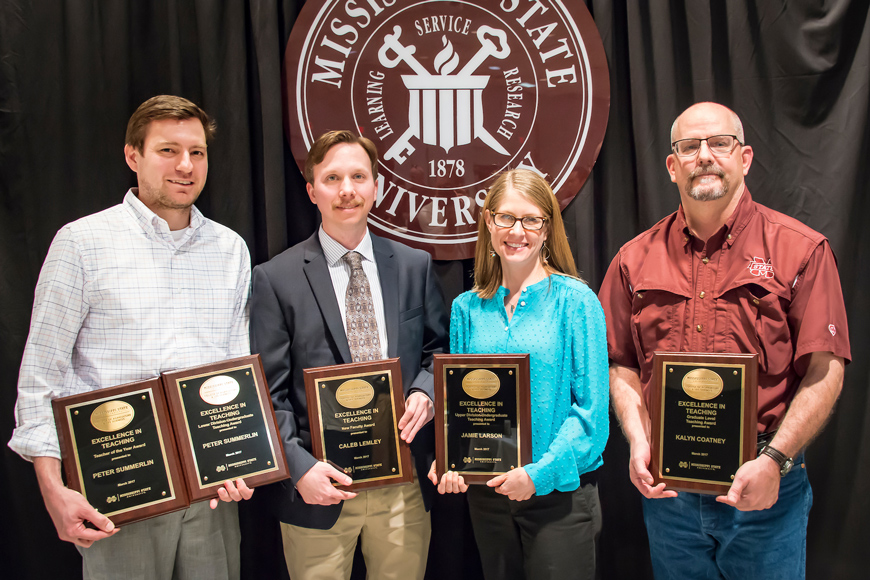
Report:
428,460,469,494
487,467,535,501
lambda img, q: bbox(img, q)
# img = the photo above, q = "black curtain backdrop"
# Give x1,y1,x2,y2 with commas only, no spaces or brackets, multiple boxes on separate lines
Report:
2,1,867,578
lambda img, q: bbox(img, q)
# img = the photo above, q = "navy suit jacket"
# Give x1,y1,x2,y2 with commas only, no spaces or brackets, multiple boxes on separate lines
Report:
250,231,449,529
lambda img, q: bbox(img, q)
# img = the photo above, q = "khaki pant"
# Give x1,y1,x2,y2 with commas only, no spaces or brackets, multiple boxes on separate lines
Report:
281,482,430,580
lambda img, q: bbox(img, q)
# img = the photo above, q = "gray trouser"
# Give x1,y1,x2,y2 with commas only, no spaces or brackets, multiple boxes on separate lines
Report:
77,500,240,580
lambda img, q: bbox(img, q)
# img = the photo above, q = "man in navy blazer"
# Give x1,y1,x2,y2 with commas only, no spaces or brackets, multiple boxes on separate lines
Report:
250,130,448,579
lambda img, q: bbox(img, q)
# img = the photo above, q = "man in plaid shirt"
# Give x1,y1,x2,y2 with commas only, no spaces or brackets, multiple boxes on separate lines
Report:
9,95,253,580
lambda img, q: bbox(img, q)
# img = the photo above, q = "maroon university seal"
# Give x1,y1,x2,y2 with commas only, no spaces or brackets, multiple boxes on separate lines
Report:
285,0,609,259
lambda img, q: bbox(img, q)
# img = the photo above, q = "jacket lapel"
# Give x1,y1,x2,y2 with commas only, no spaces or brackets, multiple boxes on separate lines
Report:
302,235,353,364
373,236,399,359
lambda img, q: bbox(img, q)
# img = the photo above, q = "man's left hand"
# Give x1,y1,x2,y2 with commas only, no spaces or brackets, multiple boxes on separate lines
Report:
210,478,254,509
398,391,433,443
716,456,781,511
487,467,535,501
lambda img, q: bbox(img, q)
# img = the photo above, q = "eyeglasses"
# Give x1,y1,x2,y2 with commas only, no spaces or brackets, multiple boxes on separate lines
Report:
490,211,547,231
671,135,742,157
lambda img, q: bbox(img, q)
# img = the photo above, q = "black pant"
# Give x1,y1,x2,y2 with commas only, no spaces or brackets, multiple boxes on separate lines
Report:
466,480,601,580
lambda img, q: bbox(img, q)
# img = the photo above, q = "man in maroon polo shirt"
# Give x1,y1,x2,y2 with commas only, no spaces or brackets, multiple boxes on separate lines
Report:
599,102,851,580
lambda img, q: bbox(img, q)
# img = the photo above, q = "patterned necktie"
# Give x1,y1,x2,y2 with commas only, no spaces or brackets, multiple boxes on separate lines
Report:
343,251,382,362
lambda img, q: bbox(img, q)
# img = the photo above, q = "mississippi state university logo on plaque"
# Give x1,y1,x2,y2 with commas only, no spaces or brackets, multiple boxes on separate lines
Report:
285,0,609,259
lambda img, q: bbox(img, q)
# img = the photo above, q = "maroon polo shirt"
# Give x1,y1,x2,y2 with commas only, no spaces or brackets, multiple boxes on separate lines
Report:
599,189,851,433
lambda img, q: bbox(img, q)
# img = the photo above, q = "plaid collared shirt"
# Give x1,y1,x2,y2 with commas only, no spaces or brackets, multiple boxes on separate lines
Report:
9,190,251,461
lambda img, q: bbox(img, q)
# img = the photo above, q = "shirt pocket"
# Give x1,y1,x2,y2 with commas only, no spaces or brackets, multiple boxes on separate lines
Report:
630,287,687,367
718,283,791,377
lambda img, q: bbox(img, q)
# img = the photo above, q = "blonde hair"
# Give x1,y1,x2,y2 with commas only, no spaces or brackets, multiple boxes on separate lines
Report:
473,169,580,299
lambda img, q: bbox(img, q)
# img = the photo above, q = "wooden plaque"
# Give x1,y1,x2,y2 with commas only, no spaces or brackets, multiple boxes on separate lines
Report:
52,378,189,526
161,354,290,502
434,354,532,484
303,358,413,491
650,352,758,495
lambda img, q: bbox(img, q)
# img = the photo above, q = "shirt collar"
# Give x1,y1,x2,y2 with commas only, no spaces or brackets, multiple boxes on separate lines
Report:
124,188,205,240
318,226,375,267
675,187,756,248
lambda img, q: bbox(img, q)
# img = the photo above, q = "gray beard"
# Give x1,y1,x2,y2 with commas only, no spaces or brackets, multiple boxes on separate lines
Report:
685,165,729,201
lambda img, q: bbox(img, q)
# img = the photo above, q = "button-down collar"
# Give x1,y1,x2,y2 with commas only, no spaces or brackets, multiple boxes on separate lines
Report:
318,226,375,266
676,189,757,249
123,188,205,248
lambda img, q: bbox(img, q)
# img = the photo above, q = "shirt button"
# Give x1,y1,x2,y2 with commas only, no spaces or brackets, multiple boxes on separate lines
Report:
702,257,710,264
504,326,509,331
637,292,644,299
699,291,705,299
752,298,760,305
520,301,526,307
727,234,732,240
696,324,703,332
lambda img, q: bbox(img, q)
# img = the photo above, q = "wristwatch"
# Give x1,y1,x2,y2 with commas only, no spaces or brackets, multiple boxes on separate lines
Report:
760,445,794,476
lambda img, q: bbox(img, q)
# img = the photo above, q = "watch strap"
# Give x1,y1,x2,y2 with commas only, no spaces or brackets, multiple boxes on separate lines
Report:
761,445,793,476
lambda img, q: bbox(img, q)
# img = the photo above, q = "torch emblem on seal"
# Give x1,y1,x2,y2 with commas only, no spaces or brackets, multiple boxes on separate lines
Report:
378,25,511,163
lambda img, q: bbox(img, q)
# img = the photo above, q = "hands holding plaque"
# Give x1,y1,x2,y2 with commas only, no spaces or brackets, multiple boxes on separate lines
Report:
52,355,289,526
430,354,532,494
649,352,758,496
303,358,413,493
162,357,288,502
52,378,189,527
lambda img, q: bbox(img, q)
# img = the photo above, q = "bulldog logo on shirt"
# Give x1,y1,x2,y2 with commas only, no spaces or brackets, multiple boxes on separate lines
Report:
829,324,837,337
748,257,774,278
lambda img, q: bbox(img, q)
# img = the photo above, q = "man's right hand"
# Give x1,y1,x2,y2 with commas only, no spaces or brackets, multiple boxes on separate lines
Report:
44,486,118,547
427,460,468,494
295,461,358,505
609,364,677,500
34,457,118,547
629,439,678,499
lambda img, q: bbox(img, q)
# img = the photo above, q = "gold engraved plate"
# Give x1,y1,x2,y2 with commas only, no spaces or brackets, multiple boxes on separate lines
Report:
682,369,724,400
462,369,501,399
335,379,375,409
199,375,241,406
90,401,135,432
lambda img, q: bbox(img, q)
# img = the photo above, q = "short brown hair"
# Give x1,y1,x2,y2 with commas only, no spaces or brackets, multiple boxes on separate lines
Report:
125,95,215,153
473,169,580,299
304,130,379,183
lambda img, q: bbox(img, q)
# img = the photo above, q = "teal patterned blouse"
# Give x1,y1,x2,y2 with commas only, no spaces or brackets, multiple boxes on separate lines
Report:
450,274,610,495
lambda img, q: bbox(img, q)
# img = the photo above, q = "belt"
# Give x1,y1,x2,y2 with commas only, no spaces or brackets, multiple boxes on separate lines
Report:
757,430,776,452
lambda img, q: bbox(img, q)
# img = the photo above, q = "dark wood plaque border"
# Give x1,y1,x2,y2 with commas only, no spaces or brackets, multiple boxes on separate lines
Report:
650,352,758,495
52,378,190,526
433,353,532,485
162,354,290,502
303,358,413,491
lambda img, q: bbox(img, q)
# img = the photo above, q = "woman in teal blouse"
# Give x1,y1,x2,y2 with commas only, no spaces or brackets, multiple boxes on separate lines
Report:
429,169,609,580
